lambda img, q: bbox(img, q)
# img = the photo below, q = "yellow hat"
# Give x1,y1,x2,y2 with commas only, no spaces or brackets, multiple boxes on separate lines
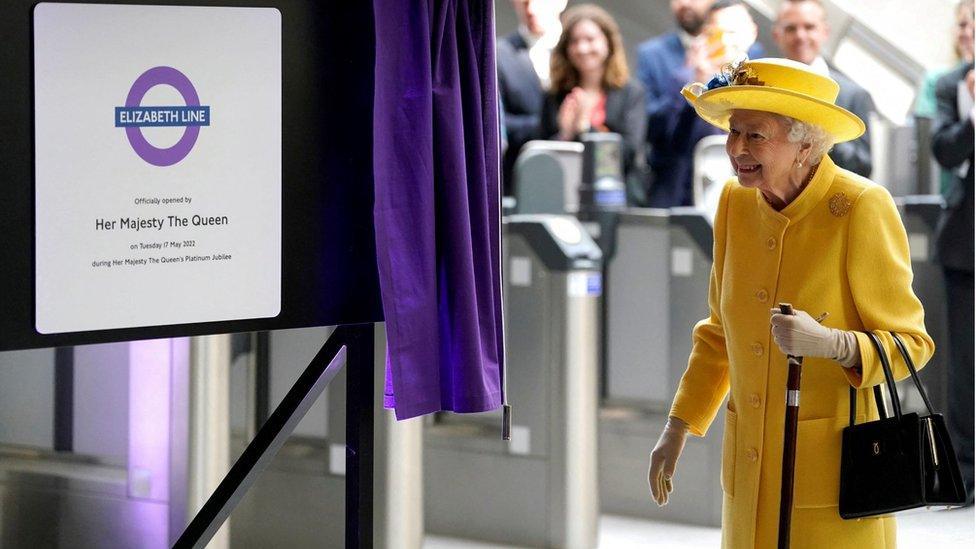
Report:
681,58,865,143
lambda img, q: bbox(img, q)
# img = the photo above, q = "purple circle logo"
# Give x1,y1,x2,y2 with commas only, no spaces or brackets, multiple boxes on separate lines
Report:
114,67,211,167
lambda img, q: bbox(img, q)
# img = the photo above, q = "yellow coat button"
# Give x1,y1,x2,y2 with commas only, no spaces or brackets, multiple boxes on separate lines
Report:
749,394,761,408
746,448,759,462
756,289,769,302
766,237,777,250
751,342,764,356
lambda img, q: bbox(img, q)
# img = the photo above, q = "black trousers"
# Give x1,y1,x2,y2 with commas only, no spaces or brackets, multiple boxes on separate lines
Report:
945,268,974,503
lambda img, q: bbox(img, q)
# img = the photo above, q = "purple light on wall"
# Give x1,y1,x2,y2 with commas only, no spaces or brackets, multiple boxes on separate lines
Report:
128,338,174,502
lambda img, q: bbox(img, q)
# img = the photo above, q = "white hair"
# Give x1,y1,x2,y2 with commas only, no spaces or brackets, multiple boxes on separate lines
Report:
774,114,835,163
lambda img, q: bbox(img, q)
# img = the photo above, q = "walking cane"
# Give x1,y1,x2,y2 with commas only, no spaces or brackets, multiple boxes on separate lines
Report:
777,303,801,549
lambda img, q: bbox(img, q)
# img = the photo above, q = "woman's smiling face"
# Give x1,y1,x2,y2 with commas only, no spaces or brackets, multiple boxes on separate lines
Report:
567,19,610,75
725,109,804,192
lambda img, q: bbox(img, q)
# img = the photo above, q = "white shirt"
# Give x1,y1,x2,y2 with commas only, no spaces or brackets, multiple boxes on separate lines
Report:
519,24,561,90
956,78,974,177
808,56,831,77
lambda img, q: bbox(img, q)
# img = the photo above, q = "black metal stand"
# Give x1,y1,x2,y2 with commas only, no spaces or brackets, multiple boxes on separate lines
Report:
172,323,375,549
53,346,74,452
345,323,374,548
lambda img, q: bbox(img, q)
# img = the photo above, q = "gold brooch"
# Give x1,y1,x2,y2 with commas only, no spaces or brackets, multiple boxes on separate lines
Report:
732,66,765,87
719,59,767,87
829,192,853,217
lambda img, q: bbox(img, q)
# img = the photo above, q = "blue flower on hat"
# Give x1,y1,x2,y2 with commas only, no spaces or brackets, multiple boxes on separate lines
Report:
706,73,731,90
703,56,761,91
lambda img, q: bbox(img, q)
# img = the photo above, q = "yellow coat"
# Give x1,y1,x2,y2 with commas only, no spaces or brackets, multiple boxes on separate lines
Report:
670,156,935,549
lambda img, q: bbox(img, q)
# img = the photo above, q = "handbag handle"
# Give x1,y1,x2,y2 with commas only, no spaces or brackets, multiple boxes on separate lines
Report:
849,332,902,426
889,332,936,417
847,332,936,426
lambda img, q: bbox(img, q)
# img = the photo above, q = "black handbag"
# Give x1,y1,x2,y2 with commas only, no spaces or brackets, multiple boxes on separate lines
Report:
838,332,967,519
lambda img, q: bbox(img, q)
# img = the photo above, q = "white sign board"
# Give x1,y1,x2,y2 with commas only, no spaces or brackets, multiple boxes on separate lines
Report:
33,3,282,333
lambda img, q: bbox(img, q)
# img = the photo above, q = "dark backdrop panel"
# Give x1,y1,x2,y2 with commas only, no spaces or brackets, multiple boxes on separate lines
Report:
0,0,384,351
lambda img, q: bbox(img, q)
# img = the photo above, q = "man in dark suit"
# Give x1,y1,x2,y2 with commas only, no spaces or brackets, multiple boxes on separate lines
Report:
497,0,567,195
932,57,975,504
773,0,875,177
636,0,763,208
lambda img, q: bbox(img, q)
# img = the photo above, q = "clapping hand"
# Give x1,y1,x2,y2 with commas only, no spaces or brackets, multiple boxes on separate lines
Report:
556,91,581,140
557,87,599,140
687,36,722,84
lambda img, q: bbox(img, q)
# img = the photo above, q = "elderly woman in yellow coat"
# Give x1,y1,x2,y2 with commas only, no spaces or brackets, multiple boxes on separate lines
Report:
646,58,935,548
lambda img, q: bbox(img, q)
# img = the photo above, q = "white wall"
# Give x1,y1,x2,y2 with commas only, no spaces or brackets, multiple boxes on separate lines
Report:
74,342,130,466
831,0,959,69
0,349,55,449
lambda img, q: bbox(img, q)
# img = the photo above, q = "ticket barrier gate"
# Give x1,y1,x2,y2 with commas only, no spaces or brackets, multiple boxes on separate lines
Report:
897,195,949,415
513,141,584,215
599,207,723,527
513,138,724,525
692,135,734,222
424,215,602,548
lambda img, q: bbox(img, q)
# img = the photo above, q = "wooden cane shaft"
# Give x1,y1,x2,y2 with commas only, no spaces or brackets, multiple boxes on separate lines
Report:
777,302,801,549
786,358,802,389
779,355,803,549
778,402,799,549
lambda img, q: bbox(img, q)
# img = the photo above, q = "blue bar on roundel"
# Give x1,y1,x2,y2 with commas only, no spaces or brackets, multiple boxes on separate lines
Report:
114,106,210,127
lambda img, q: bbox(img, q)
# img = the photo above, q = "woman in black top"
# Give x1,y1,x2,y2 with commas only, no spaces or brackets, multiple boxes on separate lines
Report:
541,4,646,184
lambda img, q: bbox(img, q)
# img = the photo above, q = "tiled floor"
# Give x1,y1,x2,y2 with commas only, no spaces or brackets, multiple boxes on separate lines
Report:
425,506,975,548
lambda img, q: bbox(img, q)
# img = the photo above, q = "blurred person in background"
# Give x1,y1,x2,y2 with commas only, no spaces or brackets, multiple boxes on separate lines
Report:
635,0,713,205
497,0,567,195
773,0,875,177
540,4,646,183
931,0,975,506
916,0,975,195
637,0,763,208
647,57,933,547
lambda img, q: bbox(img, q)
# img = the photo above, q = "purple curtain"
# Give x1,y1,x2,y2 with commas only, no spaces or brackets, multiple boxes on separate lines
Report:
373,0,504,420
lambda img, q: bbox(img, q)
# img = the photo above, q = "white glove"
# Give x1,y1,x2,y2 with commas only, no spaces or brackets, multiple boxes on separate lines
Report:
769,308,860,368
648,417,689,506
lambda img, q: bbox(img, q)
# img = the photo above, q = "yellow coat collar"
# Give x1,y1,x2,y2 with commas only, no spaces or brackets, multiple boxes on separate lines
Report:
754,155,837,226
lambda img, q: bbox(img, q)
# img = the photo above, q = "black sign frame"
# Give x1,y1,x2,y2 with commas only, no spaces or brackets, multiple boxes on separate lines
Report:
0,0,384,352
